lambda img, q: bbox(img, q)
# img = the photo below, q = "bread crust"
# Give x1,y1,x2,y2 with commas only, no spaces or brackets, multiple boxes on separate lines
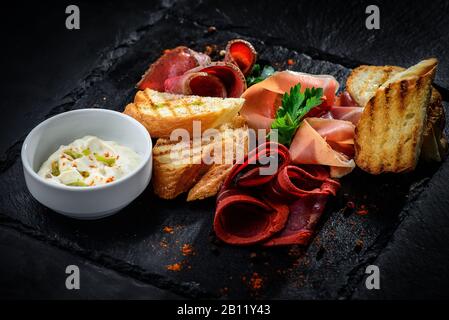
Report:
152,118,249,200
354,59,438,174
123,89,244,138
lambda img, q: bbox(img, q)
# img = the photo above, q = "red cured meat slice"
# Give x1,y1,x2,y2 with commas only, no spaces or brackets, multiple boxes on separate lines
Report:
224,39,257,76
263,194,329,246
164,62,246,98
137,46,211,91
214,194,289,245
214,142,340,246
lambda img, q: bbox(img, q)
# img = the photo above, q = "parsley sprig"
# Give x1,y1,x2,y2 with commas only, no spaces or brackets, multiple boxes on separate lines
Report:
246,64,275,87
270,83,323,146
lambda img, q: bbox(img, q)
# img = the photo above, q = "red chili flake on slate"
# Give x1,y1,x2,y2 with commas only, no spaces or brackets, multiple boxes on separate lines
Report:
166,263,182,272
181,244,194,256
354,239,364,252
249,273,263,290
356,204,369,215
287,59,295,65
219,287,229,296
163,226,174,234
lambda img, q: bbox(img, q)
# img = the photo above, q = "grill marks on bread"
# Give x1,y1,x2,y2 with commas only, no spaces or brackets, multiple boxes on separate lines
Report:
124,89,244,138
353,58,438,174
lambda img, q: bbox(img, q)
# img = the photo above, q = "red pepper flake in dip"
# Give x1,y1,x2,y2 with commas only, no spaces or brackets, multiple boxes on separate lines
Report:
287,59,295,65
105,177,115,183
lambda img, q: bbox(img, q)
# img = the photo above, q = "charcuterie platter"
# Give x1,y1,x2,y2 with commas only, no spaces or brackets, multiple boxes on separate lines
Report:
5,17,447,299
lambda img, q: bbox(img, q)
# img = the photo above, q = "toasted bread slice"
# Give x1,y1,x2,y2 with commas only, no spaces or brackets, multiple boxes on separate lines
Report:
152,136,213,199
187,123,249,201
347,63,447,163
152,117,249,199
354,58,438,174
346,65,403,107
124,89,244,138
186,164,233,201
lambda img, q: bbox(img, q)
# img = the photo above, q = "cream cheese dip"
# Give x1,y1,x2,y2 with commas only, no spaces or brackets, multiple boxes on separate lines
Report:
38,136,142,187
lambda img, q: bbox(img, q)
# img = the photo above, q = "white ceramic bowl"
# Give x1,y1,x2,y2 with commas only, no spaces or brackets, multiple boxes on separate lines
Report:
21,109,152,219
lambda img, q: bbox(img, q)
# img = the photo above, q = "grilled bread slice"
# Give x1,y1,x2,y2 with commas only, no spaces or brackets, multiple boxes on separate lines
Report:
152,136,213,199
347,62,447,163
186,164,233,201
346,65,403,107
124,89,244,138
187,123,249,201
354,58,438,174
152,117,249,200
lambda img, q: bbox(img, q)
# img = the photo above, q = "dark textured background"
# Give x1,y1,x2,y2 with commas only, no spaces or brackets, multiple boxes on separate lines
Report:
1,0,448,299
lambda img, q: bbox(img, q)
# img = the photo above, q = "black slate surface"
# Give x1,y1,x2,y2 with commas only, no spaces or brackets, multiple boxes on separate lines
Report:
1,0,449,299
0,225,182,299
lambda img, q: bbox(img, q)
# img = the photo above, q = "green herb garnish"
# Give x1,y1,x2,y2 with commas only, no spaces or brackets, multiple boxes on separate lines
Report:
51,161,60,176
94,153,116,167
82,148,91,156
64,149,83,159
66,181,88,187
269,83,323,146
246,64,275,87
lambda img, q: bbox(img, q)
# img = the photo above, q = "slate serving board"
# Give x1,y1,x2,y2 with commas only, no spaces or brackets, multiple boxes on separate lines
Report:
1,6,449,299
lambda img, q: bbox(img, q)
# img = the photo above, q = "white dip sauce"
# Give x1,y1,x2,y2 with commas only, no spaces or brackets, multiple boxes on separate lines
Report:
38,136,141,187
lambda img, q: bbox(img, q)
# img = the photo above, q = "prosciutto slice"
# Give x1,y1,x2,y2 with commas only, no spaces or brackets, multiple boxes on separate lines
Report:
137,46,211,91
164,62,246,98
214,142,340,246
289,118,356,177
324,91,363,125
239,72,357,176
240,71,340,130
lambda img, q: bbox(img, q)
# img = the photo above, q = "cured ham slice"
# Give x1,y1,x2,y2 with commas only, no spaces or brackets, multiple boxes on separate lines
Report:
324,91,363,125
137,46,211,91
224,39,257,76
327,106,363,125
214,142,340,246
240,71,339,130
164,62,246,98
289,118,356,177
